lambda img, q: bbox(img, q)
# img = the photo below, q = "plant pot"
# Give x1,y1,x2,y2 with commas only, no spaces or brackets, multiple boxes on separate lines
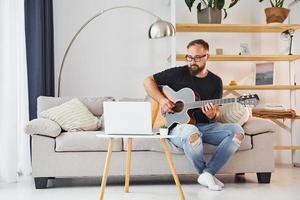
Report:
159,128,168,136
264,7,290,23
197,8,222,24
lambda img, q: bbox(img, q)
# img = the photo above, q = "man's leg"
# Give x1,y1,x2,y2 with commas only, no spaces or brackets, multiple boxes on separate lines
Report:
169,124,222,190
197,122,245,189
169,124,205,174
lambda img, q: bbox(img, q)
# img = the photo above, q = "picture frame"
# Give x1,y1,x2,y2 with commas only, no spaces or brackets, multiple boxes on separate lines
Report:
240,43,251,55
255,62,275,85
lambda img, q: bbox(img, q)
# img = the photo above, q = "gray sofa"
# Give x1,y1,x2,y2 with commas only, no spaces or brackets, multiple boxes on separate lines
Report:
31,96,276,189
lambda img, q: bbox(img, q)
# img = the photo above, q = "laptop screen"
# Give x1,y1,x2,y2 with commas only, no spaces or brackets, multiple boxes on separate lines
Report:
103,101,153,135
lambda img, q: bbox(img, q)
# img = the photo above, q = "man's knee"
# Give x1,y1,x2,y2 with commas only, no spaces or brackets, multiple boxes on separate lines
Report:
189,132,200,144
188,132,202,148
230,123,244,133
178,124,201,136
232,132,244,145
178,124,202,145
227,123,244,137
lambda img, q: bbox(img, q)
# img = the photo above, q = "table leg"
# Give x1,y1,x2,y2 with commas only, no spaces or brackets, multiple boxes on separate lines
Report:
99,138,114,200
124,138,132,192
161,138,185,200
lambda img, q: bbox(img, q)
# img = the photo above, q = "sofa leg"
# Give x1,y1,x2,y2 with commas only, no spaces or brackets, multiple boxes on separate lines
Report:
235,173,246,183
256,172,271,184
34,177,48,189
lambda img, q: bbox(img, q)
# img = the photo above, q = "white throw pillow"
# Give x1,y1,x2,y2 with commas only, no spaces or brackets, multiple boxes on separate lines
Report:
38,98,101,131
25,118,62,137
216,103,251,126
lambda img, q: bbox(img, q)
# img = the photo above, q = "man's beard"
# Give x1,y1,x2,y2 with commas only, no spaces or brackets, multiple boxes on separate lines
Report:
188,64,205,76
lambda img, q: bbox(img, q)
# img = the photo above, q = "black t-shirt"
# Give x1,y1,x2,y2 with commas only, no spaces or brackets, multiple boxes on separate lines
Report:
153,65,223,123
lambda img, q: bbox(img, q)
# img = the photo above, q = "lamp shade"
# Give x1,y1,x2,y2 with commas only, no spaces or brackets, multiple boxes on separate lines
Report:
148,19,175,39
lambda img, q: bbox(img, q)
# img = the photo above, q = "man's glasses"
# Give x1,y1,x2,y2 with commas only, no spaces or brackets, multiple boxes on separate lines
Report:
185,54,207,62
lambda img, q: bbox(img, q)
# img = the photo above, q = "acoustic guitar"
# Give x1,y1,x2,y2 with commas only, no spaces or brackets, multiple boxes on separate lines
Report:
151,86,259,128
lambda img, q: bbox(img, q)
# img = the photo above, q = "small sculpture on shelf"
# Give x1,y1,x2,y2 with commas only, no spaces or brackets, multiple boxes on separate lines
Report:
229,80,238,86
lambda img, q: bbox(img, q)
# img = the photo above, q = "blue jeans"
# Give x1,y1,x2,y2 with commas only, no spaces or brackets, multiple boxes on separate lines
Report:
169,122,244,175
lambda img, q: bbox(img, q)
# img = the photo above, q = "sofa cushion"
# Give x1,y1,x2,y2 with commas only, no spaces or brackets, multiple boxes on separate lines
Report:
25,118,62,137
37,96,115,116
216,103,250,126
55,131,123,152
39,98,101,131
123,134,252,154
243,117,276,135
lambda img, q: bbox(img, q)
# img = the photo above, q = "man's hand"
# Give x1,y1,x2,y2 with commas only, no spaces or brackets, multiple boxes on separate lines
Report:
144,76,175,113
159,97,175,113
202,103,218,119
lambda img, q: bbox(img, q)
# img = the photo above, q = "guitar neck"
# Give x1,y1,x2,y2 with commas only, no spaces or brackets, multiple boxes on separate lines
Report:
186,98,237,109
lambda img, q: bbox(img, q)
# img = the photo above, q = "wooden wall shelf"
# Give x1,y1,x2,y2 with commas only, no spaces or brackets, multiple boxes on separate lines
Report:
176,54,300,61
224,85,300,90
176,22,300,154
259,116,300,119
176,23,300,33
273,146,300,150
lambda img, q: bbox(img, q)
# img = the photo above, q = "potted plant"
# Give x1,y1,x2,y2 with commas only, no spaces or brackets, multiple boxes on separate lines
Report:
159,125,169,136
184,0,240,24
258,0,290,23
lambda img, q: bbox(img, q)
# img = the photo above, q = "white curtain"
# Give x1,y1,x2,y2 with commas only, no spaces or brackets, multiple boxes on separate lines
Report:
0,0,31,183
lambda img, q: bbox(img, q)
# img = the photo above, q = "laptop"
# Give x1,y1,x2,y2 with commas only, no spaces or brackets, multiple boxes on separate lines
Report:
103,101,158,135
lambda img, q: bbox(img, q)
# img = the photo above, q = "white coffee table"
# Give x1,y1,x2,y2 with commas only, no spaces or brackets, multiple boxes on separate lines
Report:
96,133,185,200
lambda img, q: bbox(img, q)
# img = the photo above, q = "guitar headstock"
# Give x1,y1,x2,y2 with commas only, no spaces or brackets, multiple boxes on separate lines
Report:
237,94,259,107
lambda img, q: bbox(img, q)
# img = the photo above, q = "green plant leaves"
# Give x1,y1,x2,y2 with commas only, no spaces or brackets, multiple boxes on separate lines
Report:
185,0,240,16
185,0,196,11
270,0,275,7
229,0,239,8
216,0,225,9
197,3,202,11
278,0,284,7
223,8,228,19
263,0,285,7
198,0,208,11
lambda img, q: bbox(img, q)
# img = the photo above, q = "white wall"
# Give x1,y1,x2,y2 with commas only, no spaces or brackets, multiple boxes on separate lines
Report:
53,0,172,99
53,0,300,164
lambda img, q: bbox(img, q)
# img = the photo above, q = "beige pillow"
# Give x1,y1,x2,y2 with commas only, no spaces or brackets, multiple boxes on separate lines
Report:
216,103,251,126
38,98,101,131
25,118,62,137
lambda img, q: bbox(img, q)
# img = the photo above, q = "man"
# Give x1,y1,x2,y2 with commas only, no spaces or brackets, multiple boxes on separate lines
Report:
143,39,245,191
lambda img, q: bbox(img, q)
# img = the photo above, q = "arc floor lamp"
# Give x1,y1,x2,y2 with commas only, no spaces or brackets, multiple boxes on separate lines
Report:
57,5,176,97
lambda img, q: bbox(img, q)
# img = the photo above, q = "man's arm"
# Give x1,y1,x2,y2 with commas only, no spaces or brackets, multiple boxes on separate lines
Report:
143,76,174,113
143,76,165,103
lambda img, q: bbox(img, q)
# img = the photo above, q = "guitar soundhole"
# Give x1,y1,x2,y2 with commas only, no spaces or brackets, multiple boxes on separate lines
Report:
174,101,184,113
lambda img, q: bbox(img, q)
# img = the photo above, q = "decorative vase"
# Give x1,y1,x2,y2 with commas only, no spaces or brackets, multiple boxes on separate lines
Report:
264,7,290,23
197,8,222,24
159,128,168,136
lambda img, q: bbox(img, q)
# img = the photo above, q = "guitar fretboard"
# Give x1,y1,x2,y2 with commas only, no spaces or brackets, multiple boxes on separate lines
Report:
185,98,236,109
